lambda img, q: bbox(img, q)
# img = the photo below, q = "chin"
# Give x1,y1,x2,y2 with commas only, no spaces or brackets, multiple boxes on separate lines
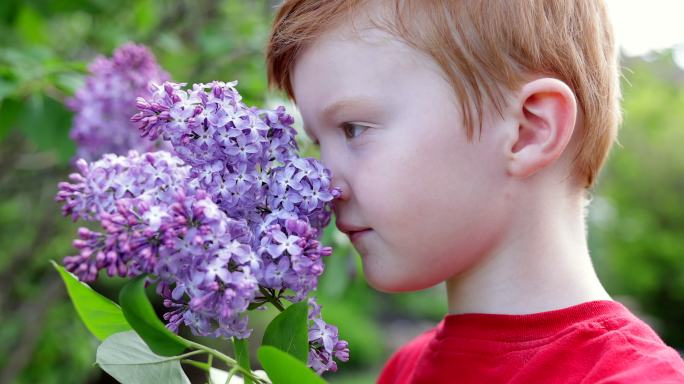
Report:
364,267,438,293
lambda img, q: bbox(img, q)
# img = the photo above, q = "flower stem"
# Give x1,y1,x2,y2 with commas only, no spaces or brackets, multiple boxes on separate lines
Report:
233,337,253,384
270,298,285,312
258,287,285,312
225,366,239,384
181,359,209,371
207,354,214,384
172,349,206,361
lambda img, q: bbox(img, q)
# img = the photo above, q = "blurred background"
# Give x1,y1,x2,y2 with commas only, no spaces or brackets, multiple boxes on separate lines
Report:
0,0,682,383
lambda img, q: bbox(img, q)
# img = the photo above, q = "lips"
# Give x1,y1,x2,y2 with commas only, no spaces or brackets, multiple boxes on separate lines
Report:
335,219,372,244
349,229,371,243
335,220,367,235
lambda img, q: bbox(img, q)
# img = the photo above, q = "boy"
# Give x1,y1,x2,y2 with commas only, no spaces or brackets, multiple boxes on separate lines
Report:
266,0,684,382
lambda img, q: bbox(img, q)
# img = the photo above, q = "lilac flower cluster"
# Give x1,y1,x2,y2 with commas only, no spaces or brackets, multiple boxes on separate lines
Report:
58,79,350,372
308,298,350,374
256,214,333,301
67,43,169,161
154,189,260,339
57,153,259,337
56,150,189,223
132,81,339,298
55,150,189,282
133,82,334,214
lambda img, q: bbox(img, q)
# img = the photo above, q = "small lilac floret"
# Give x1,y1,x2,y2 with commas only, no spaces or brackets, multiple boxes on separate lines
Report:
307,298,351,374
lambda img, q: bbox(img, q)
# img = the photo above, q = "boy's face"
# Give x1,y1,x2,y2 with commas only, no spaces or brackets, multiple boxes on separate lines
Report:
292,24,515,292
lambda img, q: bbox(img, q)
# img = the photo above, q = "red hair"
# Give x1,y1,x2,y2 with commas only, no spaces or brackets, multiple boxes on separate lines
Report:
266,0,622,188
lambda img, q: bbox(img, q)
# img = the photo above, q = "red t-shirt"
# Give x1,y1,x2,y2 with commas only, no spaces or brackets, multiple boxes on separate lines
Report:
378,300,684,383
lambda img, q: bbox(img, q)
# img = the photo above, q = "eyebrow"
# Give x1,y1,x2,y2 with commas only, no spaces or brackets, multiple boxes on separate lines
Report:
302,96,379,143
322,97,376,120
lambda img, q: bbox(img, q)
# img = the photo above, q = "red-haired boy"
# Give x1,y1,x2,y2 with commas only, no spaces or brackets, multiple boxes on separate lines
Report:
266,1,684,382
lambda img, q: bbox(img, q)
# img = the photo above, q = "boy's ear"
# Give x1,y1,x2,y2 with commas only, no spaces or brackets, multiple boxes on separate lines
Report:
506,78,577,179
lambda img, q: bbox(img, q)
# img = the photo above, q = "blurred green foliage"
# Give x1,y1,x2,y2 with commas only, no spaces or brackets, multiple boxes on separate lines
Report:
588,51,684,347
1,0,683,383
0,1,279,383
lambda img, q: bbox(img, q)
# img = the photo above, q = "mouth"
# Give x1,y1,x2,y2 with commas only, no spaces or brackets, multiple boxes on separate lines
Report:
349,229,372,243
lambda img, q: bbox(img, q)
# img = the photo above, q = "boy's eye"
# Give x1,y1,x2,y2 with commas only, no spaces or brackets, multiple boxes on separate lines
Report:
341,122,369,141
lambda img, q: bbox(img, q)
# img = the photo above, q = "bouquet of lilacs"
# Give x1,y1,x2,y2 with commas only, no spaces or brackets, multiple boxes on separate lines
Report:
54,46,349,384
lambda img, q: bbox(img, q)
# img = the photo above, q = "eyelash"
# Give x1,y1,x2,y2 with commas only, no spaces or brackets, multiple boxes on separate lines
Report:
340,122,369,141
310,122,369,147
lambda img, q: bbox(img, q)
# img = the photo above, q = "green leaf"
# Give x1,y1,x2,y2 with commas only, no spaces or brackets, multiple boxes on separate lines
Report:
96,331,190,384
233,337,253,384
261,300,308,362
118,275,187,356
51,260,132,341
257,346,326,384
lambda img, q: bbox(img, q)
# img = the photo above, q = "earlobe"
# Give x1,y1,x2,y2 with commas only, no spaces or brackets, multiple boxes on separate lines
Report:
507,78,577,179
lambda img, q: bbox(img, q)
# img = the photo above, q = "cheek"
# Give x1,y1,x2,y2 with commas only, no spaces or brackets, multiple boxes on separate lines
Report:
353,149,422,228
355,136,508,290
359,132,475,228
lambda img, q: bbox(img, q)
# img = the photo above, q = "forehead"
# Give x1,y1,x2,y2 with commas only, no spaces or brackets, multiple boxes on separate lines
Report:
291,24,432,133
292,24,420,90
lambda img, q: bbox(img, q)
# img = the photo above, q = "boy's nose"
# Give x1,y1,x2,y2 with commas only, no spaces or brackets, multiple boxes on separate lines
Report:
331,175,350,202
330,174,350,217
320,150,350,203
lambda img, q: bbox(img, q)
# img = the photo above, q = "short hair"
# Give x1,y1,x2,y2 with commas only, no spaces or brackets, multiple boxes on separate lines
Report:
266,0,622,189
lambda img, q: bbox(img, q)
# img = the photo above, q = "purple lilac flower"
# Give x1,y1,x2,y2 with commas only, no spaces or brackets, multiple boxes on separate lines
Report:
61,195,177,283
256,216,332,301
60,167,259,338
132,81,340,299
67,43,170,161
62,227,108,282
155,190,259,338
57,149,191,283
133,81,274,219
59,80,349,373
269,158,337,228
56,150,189,221
307,298,350,374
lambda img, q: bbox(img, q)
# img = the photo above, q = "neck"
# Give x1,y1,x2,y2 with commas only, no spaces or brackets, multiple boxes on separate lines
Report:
446,187,611,315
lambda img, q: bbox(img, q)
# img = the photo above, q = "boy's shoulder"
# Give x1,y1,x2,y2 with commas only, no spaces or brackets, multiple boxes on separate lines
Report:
378,300,684,384
377,326,436,384
580,308,684,383
378,327,438,384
